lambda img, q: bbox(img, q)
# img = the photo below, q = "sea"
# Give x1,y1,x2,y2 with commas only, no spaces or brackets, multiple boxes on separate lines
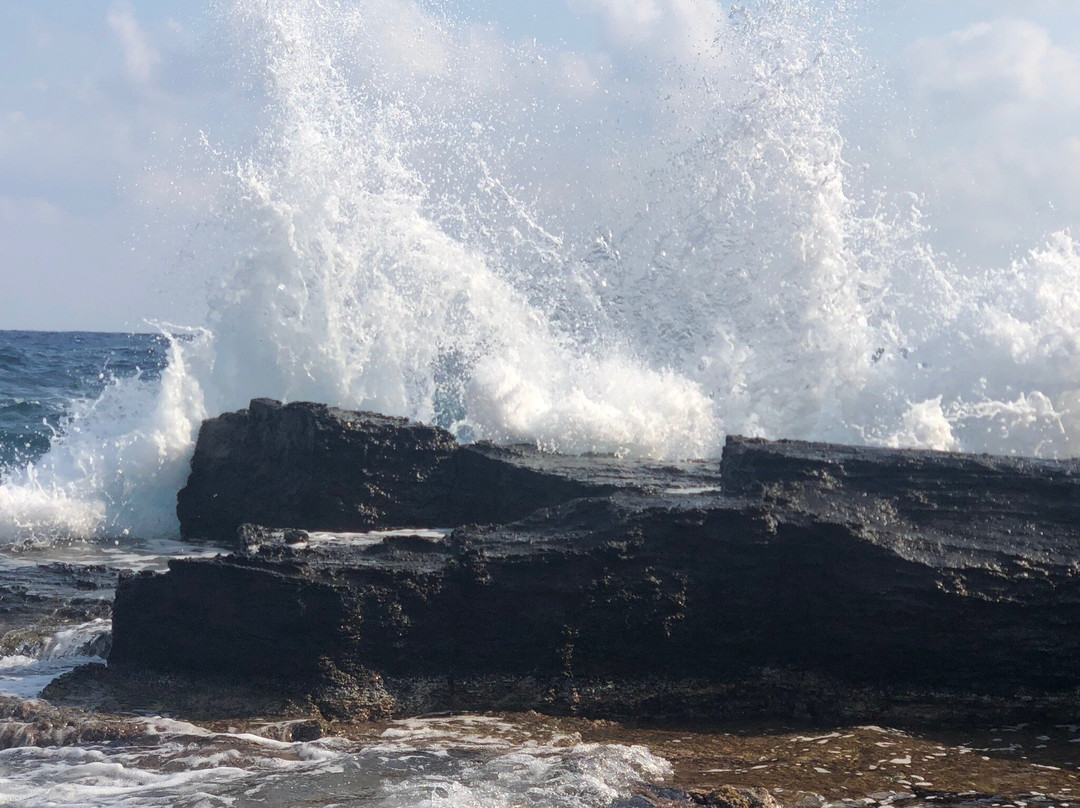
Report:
2,0,1080,803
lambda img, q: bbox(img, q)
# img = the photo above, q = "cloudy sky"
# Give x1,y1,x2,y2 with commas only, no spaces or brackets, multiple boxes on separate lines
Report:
1,0,1079,331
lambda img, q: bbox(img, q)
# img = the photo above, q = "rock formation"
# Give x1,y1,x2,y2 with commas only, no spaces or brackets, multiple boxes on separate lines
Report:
59,401,1080,723
176,398,717,543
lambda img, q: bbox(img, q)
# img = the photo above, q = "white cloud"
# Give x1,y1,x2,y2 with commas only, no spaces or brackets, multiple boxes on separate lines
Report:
0,4,231,329
107,3,161,87
910,18,1080,107
881,16,1080,264
571,0,662,42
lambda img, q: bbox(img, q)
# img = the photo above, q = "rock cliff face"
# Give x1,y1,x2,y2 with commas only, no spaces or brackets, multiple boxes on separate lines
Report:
91,402,1080,722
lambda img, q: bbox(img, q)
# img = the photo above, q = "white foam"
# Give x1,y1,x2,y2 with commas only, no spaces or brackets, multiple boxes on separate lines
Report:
0,619,110,700
0,716,669,808
0,333,209,543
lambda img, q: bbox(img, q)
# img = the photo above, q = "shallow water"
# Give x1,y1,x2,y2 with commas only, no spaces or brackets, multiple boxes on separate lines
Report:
0,706,670,807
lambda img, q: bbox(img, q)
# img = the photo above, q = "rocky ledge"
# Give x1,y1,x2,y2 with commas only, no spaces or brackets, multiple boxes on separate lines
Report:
49,400,1080,724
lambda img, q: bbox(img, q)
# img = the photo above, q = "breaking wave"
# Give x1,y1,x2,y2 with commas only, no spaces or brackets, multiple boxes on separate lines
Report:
2,0,1079,540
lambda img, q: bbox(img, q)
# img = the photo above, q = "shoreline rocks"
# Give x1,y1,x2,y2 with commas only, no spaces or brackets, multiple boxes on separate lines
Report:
177,398,717,545
69,400,1080,725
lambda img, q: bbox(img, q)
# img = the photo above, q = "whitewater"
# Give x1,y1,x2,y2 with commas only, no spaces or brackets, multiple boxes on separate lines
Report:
2,0,1080,542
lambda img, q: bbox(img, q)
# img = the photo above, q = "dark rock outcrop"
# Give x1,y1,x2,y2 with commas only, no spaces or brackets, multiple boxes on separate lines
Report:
176,399,459,539
102,406,1080,723
177,399,717,543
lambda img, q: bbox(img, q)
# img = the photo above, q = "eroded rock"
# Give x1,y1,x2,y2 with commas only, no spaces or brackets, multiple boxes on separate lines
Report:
95,405,1080,723
176,398,717,544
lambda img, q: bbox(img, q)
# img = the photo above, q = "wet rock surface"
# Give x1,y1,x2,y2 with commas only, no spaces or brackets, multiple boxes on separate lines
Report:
42,662,314,721
598,721,1080,801
8,696,1080,806
176,398,459,541
0,561,114,656
721,436,1080,584
176,398,717,545
0,693,149,748
99,403,1080,726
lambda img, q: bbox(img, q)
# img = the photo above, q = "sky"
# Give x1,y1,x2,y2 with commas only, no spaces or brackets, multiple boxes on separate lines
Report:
1,0,1079,332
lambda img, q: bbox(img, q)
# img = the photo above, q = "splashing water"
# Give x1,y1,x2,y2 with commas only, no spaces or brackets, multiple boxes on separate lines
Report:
2,0,1080,541
0,333,208,541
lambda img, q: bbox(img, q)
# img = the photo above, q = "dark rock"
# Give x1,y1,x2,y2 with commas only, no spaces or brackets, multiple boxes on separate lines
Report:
176,399,459,540
176,399,717,544
0,563,114,659
701,786,783,808
237,523,309,554
612,785,785,808
721,435,1080,567
102,407,1080,723
285,718,324,742
0,691,148,748
42,662,310,720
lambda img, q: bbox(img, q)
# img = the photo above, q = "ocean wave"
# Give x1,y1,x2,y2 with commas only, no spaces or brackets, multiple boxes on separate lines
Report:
1,0,1078,542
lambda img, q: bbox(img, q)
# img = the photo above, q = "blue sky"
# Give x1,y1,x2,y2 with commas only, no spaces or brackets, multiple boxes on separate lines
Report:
2,0,1079,331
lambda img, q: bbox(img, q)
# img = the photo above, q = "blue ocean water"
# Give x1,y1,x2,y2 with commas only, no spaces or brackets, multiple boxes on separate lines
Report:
0,331,169,472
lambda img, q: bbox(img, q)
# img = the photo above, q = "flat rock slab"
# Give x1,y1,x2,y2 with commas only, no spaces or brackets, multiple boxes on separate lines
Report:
721,436,1080,571
96,406,1080,723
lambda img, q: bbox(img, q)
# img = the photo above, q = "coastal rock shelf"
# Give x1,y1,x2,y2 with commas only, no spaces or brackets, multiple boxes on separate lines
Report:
56,400,1080,723
176,398,719,544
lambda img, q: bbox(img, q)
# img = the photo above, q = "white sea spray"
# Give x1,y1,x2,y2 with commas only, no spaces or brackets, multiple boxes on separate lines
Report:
0,0,1078,541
